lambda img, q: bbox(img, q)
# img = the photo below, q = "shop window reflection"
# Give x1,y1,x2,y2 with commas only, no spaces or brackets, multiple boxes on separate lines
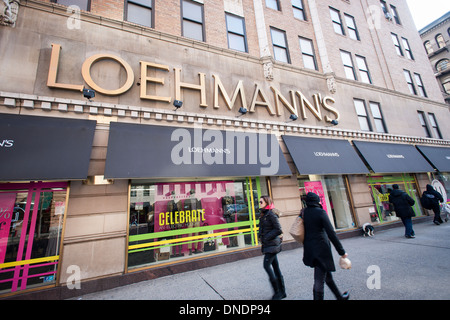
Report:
127,178,266,269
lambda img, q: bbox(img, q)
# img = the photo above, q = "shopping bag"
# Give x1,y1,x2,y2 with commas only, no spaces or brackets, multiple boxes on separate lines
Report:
289,214,305,243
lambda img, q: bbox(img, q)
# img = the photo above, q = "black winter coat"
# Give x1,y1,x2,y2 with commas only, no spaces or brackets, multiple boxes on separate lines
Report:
302,203,345,272
424,184,444,210
258,209,282,254
388,189,415,218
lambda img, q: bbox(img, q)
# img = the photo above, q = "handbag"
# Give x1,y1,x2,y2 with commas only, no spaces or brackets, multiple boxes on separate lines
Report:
289,209,305,243
339,256,352,270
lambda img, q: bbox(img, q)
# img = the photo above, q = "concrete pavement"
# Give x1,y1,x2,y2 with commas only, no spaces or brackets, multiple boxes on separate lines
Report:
72,220,450,300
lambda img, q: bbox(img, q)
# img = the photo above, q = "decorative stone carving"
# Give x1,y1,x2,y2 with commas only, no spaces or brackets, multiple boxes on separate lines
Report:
326,73,337,94
0,0,19,27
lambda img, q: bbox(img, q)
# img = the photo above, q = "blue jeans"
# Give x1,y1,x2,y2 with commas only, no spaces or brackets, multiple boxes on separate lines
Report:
401,217,414,237
263,253,282,281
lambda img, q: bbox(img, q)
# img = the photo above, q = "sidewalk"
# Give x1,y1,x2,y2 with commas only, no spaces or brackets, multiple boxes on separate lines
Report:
72,220,450,300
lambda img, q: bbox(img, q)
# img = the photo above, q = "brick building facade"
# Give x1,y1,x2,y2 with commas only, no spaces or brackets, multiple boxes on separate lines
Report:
1,0,449,298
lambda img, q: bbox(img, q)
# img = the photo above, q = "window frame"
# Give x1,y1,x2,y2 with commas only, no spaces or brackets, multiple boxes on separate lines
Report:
340,50,357,80
299,36,317,70
329,7,345,36
270,27,291,64
428,113,443,139
355,55,372,84
181,0,205,42
125,0,154,28
401,37,414,60
390,4,401,25
369,101,387,133
391,33,403,57
344,13,360,41
413,73,427,98
417,111,431,138
266,0,280,11
353,98,372,132
403,69,417,95
292,0,306,21
225,13,248,53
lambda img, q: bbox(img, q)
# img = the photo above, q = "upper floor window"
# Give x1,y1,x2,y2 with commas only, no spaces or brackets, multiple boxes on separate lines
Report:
226,13,248,53
403,69,416,95
428,113,443,139
369,102,387,133
436,34,446,48
391,33,403,56
390,5,401,24
330,7,345,36
182,0,205,42
54,0,90,11
436,59,450,73
292,0,306,21
126,0,154,28
417,111,431,138
414,73,427,98
266,0,280,11
355,55,372,84
271,27,290,63
354,99,371,131
424,41,433,55
401,37,414,60
344,14,359,41
340,50,356,80
299,37,317,70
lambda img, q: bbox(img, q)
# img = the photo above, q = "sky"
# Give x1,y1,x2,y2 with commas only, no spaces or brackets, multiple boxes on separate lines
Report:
406,0,450,31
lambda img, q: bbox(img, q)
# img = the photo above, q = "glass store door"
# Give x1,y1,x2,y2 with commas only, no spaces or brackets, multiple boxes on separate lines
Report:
0,182,68,295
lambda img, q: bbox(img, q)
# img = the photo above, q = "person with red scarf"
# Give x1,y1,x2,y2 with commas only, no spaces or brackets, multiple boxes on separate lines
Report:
258,195,286,300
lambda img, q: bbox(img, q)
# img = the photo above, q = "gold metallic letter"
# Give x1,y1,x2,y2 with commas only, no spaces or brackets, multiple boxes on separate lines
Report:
81,54,134,95
140,61,171,102
47,44,84,91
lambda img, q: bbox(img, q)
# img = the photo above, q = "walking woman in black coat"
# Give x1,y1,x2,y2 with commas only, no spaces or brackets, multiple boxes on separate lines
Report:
258,195,286,300
302,192,349,300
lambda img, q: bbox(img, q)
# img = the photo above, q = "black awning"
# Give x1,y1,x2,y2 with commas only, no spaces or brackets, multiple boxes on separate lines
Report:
416,145,450,172
0,114,96,181
104,122,291,179
281,136,369,175
353,141,434,173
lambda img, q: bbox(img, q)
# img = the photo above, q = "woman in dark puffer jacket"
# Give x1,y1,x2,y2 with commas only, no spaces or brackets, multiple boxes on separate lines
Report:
258,195,286,300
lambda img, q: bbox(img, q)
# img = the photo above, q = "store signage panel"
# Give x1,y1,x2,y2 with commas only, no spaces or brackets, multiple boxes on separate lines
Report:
416,145,450,172
282,136,369,175
104,123,291,179
0,114,96,181
353,141,434,173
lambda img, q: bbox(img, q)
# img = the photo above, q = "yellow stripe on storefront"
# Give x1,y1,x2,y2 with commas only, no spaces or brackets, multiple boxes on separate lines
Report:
0,255,59,269
128,228,252,251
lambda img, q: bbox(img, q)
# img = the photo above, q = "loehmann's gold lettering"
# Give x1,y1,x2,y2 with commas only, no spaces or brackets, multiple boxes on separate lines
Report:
47,43,340,122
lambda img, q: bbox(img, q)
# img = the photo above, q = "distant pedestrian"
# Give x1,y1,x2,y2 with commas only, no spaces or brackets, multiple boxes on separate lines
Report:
422,184,444,225
302,192,349,300
388,184,416,238
258,195,286,300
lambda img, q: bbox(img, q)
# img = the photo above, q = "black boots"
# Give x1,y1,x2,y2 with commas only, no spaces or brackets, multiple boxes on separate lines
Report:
313,281,350,300
269,276,287,300
326,280,350,300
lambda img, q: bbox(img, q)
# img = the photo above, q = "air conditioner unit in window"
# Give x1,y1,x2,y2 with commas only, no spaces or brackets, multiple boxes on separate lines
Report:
385,12,393,20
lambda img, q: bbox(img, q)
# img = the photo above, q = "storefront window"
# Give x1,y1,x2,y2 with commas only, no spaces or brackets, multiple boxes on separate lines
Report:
298,175,355,230
127,177,267,269
0,182,67,295
367,174,423,224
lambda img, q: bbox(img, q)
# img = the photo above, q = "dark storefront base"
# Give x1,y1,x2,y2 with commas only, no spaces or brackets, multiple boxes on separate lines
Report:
3,215,433,300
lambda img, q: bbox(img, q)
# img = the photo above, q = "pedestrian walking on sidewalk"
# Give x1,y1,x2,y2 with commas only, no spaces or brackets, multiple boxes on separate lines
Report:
258,195,286,300
423,184,444,225
302,192,349,300
389,184,416,238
